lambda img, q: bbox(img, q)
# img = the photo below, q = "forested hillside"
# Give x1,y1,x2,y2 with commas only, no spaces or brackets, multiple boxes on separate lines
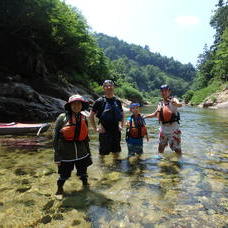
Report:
0,0,110,86
185,0,228,105
0,0,111,121
95,33,196,98
0,0,197,113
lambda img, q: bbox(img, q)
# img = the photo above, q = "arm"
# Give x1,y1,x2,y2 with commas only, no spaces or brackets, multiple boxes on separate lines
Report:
118,99,124,130
144,109,159,119
53,113,65,164
120,111,124,129
89,111,97,132
89,99,101,133
146,129,149,141
171,98,182,107
125,118,130,128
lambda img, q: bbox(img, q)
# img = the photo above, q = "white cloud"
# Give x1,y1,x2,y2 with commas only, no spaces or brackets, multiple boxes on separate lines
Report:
175,16,200,25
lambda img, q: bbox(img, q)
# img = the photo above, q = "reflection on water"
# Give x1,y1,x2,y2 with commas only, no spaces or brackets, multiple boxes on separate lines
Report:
0,106,228,227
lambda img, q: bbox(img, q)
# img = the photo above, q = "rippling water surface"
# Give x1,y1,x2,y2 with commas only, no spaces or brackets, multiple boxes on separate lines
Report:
0,106,228,227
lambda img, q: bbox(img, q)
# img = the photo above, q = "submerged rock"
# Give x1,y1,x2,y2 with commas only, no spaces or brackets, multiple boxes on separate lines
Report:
72,219,81,225
16,186,31,193
52,213,64,220
42,200,55,211
39,215,52,224
14,168,27,176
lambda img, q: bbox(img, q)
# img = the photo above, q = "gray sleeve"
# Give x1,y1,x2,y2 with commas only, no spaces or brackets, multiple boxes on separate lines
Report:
53,113,65,162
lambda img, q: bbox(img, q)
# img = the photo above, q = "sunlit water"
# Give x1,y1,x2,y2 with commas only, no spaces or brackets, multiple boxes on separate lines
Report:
0,106,228,227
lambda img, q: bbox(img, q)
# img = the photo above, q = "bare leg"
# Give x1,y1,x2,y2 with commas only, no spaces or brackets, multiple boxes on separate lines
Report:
174,149,182,158
136,154,142,160
158,144,166,154
99,155,105,164
113,152,120,160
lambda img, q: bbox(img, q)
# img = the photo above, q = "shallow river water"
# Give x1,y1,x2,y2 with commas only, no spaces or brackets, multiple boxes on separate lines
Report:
0,106,228,227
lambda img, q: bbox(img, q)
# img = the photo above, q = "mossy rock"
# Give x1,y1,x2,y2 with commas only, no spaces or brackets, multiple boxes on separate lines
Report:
52,213,64,220
39,215,52,224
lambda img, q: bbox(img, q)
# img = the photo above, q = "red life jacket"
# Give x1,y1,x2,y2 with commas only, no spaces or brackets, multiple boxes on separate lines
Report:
128,115,147,138
159,100,180,124
60,114,88,141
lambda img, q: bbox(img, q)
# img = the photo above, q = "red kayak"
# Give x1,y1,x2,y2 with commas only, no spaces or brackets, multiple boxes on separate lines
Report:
0,122,50,136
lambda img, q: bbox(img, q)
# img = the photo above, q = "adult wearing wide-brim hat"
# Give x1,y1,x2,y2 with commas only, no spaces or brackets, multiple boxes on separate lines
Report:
53,94,92,196
64,94,89,112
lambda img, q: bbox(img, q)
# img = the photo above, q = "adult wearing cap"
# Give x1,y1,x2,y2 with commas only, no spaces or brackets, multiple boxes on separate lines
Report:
53,94,92,196
90,80,124,159
144,85,182,156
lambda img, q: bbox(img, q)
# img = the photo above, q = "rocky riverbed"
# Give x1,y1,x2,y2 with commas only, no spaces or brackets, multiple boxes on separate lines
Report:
0,106,228,227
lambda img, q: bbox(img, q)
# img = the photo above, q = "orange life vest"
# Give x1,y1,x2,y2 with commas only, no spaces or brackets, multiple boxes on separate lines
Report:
159,105,173,122
128,115,147,138
159,100,180,124
60,114,88,141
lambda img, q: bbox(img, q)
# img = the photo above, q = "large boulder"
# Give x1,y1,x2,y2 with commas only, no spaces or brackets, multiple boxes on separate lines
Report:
0,82,65,122
0,69,100,122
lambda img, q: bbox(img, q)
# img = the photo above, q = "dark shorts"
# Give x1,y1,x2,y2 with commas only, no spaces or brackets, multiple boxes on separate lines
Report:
58,155,92,180
127,143,143,157
99,131,121,155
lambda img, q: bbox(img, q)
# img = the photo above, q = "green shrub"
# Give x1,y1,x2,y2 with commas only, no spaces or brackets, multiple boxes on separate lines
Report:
123,85,143,103
190,80,221,105
115,84,143,103
115,87,125,98
210,96,217,103
89,82,103,95
183,90,194,103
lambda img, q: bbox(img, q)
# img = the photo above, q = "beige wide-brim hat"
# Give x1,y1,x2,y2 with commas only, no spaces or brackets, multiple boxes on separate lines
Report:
64,94,89,111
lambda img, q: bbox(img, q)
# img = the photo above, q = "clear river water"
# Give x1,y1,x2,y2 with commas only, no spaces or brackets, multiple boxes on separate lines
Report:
0,106,227,227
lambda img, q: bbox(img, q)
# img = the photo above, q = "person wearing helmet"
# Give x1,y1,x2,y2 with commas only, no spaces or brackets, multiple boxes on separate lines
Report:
90,80,124,160
53,94,92,196
144,85,182,156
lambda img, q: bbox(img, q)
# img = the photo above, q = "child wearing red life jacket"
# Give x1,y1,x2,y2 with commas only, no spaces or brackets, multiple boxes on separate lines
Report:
144,85,182,156
125,103,149,158
53,94,92,196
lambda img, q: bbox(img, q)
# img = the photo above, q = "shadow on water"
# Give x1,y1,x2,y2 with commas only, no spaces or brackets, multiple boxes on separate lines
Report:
61,187,114,211
61,187,131,226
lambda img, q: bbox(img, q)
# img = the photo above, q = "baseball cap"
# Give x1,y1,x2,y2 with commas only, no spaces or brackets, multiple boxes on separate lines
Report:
102,80,114,86
160,84,170,90
130,103,140,108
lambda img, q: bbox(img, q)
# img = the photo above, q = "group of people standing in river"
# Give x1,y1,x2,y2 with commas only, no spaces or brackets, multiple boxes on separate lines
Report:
53,80,182,196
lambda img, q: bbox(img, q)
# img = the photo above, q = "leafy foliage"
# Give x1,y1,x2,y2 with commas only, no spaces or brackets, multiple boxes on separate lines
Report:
190,80,221,105
186,1,228,104
95,33,195,97
0,0,109,84
0,0,199,104
182,90,194,103
95,33,196,82
115,83,144,103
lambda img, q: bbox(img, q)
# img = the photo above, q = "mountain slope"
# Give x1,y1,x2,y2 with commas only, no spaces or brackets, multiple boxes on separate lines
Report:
95,33,196,97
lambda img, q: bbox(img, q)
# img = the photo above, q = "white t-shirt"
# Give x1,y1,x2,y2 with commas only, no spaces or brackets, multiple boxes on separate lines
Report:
157,98,180,128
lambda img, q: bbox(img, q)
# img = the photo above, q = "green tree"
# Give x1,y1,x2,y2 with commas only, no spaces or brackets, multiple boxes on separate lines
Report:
0,0,109,84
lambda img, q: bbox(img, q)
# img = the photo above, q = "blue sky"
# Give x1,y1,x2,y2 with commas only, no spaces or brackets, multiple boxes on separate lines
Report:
66,0,218,66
